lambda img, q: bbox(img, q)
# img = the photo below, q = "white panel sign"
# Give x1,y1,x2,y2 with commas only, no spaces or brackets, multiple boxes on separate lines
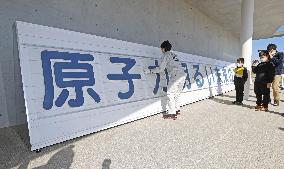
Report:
15,21,235,150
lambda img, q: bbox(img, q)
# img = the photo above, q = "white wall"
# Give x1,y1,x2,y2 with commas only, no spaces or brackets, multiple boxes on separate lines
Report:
0,0,240,128
16,21,235,150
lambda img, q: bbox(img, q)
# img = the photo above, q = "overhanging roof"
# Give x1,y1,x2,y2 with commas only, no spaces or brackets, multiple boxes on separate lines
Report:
188,0,284,40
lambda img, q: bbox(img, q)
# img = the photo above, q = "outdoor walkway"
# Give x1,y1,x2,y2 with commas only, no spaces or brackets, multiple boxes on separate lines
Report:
1,89,283,169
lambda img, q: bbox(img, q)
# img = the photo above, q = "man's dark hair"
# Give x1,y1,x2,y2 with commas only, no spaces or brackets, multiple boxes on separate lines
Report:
237,58,245,63
160,40,172,52
259,50,270,58
267,43,277,51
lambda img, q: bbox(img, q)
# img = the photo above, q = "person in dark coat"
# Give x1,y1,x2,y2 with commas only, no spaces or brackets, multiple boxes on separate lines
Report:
252,50,275,111
233,58,248,105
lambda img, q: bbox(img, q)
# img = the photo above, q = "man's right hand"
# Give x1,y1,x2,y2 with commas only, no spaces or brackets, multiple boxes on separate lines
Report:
252,60,259,66
143,68,151,74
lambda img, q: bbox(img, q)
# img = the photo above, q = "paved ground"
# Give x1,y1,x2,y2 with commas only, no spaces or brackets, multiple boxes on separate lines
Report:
0,89,284,169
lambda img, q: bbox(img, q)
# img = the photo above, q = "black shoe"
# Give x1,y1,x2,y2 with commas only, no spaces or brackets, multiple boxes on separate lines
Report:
236,102,243,105
176,110,181,115
233,101,243,105
273,100,280,106
163,114,177,120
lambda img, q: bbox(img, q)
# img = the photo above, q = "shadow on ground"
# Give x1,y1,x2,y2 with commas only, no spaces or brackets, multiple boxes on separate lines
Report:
219,94,257,103
210,96,284,117
0,127,114,169
102,159,111,169
265,110,284,117
0,127,77,169
18,145,75,169
209,97,255,110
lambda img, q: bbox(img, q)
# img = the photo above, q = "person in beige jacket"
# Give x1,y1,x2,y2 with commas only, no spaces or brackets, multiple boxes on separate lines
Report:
267,44,283,106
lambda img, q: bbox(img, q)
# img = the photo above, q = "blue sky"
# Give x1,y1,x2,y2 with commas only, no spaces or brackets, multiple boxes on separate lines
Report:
252,25,284,60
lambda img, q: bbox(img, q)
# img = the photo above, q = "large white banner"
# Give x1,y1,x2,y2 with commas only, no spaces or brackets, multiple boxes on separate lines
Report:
15,21,235,150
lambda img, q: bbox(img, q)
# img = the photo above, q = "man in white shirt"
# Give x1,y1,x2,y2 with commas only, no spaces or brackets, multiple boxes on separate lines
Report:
144,41,186,120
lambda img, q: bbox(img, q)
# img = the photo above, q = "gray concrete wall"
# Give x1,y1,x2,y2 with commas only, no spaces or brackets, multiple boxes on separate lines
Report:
0,0,240,128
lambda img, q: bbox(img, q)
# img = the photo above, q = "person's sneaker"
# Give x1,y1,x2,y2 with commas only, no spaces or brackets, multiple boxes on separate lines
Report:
255,105,262,111
273,100,280,106
232,101,237,104
232,101,243,105
255,104,262,109
260,107,269,112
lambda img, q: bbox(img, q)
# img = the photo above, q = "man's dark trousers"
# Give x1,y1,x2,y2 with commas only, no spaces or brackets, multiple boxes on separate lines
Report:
235,77,245,103
254,83,270,106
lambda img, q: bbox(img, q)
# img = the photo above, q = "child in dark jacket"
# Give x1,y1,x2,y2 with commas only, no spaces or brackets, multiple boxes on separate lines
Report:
252,50,275,111
233,58,248,105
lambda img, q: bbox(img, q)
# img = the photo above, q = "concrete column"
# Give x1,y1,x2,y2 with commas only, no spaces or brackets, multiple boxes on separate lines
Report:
240,0,254,100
